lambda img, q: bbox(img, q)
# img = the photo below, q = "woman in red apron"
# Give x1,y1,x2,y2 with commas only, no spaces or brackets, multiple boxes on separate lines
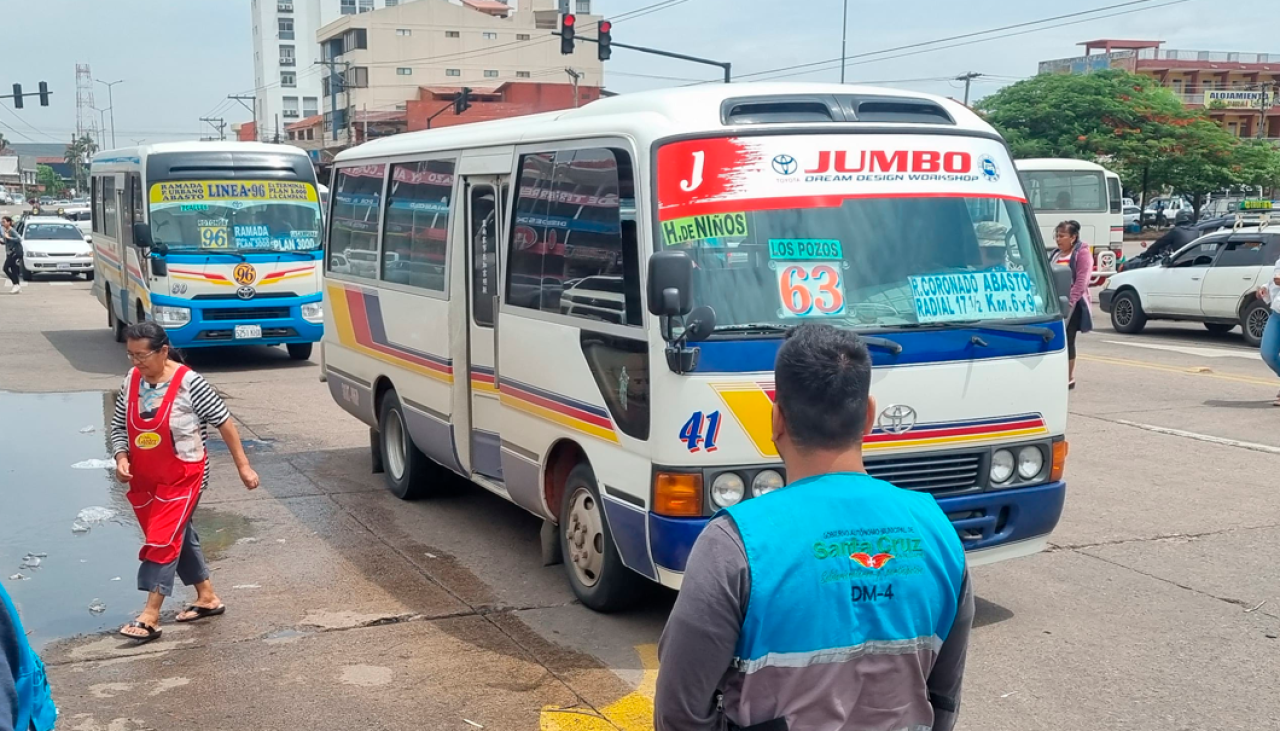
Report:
110,322,260,643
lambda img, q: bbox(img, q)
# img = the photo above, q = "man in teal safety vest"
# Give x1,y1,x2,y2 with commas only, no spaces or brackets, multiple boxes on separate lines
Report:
655,323,974,731
1,584,57,731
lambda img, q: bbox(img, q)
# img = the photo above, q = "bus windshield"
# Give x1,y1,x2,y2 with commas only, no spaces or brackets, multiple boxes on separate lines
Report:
656,134,1057,331
148,179,323,253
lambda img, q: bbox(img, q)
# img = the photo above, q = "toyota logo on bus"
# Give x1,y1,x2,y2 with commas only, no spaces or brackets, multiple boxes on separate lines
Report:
877,405,918,434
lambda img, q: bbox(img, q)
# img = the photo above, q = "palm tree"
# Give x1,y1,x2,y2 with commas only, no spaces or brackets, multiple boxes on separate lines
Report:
64,135,98,192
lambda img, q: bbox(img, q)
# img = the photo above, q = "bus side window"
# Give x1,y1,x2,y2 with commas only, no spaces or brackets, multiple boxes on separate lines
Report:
506,147,641,327
329,164,386,280
381,158,455,292
470,184,499,326
121,174,136,247
91,176,99,234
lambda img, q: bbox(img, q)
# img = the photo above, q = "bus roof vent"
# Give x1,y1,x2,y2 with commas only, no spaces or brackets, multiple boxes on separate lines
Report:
720,95,842,125
844,95,955,125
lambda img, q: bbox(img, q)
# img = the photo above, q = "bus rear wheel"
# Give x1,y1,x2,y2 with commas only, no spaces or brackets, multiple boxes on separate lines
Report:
559,463,644,612
286,343,313,361
377,390,433,500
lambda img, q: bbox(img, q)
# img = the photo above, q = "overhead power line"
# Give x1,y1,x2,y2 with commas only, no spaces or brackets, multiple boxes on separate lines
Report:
726,0,1192,83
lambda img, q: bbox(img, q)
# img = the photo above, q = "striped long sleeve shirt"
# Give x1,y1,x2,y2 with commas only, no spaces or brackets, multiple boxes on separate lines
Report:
110,369,232,491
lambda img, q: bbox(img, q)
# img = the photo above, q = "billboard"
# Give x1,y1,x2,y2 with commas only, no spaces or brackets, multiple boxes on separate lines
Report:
1203,90,1277,109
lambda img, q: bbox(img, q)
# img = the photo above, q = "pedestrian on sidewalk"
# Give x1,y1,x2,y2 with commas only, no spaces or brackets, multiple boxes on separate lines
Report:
1,583,57,731
2,216,22,294
1056,220,1093,389
654,324,973,731
110,322,260,644
1255,254,1280,405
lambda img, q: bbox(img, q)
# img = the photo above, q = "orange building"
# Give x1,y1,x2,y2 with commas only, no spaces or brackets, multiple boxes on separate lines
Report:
1040,39,1280,140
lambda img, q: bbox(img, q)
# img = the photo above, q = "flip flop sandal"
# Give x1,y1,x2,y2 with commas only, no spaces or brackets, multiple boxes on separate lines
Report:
176,604,226,623
119,620,162,643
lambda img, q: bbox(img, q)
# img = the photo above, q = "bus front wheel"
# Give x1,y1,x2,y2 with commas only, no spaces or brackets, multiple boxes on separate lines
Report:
559,463,644,612
286,343,313,361
377,390,432,500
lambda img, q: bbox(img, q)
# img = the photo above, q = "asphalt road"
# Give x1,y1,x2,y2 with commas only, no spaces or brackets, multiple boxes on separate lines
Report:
1,279,1277,731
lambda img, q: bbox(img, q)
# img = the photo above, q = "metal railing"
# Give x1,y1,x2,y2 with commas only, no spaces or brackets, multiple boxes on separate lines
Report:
1138,48,1275,64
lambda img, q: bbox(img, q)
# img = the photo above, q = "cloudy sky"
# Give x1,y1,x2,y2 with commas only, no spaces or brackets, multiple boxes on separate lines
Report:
0,0,1269,145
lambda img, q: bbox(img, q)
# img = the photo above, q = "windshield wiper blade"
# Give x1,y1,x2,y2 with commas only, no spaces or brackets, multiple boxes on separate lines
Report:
712,323,793,334
957,321,1055,342
861,336,903,355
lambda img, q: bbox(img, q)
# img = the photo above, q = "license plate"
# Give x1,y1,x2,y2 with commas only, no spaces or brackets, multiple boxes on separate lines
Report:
234,325,262,339
57,263,71,270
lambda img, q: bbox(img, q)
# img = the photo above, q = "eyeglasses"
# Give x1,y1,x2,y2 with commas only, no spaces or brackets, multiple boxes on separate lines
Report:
126,350,158,363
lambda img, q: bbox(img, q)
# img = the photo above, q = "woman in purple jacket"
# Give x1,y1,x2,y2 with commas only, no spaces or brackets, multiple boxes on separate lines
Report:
1055,220,1093,389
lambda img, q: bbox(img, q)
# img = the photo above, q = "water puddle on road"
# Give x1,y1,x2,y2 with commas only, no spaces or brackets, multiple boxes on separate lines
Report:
0,391,144,648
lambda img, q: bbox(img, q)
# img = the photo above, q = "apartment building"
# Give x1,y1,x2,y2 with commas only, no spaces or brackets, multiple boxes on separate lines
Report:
1040,39,1280,140
250,0,430,141
315,0,601,145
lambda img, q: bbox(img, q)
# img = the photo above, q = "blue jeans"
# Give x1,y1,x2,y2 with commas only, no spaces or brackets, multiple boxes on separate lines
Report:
1262,311,1280,379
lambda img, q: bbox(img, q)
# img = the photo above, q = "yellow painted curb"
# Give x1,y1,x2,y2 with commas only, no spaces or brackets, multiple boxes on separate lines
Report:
540,644,657,731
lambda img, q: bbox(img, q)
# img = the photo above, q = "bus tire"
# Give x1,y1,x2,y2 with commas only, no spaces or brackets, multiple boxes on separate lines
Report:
286,343,313,361
559,463,644,613
107,287,126,343
377,390,432,500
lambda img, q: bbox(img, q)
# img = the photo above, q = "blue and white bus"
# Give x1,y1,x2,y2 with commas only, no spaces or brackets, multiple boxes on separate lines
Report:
90,142,325,359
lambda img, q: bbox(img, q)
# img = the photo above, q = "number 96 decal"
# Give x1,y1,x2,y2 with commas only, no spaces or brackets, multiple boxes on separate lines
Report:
772,260,847,318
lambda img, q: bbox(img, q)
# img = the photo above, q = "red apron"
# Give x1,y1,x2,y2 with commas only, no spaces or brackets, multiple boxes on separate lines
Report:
125,365,206,565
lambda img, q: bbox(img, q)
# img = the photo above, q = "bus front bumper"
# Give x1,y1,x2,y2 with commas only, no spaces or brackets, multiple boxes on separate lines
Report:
151,293,324,349
647,480,1067,575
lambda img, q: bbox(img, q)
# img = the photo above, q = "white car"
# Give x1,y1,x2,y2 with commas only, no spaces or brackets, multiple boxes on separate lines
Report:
16,216,95,281
1123,205,1142,228
1099,227,1279,346
61,206,92,240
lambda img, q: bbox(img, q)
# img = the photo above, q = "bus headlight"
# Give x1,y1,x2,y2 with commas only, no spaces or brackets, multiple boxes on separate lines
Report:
152,305,191,329
1017,445,1045,480
990,449,1015,484
301,302,324,323
710,472,745,508
751,469,784,497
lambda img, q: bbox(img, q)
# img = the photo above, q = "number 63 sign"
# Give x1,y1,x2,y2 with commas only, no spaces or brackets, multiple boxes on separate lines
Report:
771,260,848,318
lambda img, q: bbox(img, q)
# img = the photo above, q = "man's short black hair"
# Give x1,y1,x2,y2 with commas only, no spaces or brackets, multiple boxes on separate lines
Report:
774,323,873,450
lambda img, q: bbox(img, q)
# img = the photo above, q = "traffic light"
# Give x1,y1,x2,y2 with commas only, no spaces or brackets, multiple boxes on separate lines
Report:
560,13,576,55
597,20,612,61
38,82,49,107
454,87,472,115
12,84,21,109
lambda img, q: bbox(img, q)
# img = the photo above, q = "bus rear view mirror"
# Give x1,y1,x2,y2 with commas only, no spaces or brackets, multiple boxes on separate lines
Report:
684,305,717,343
648,250,694,317
133,221,154,249
1050,263,1072,314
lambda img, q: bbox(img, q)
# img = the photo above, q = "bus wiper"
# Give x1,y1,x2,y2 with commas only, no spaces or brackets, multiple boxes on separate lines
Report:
713,323,792,334
956,321,1055,342
275,250,318,260
713,323,902,354
198,249,247,261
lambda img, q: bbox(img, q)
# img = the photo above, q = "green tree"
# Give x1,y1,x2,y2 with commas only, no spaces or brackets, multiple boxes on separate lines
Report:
63,135,98,192
977,70,1280,212
36,164,66,196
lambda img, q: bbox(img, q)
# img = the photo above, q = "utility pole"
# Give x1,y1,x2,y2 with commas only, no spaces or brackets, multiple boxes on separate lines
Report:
564,68,582,108
955,71,982,106
95,79,123,149
315,59,351,143
840,0,849,83
227,94,259,141
1257,81,1274,140
362,103,368,142
200,116,227,141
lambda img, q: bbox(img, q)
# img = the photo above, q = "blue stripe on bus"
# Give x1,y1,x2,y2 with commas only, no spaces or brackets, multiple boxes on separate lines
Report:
693,320,1065,374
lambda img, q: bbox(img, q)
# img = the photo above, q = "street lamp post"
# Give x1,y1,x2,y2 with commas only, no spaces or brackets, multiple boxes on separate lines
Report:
95,79,124,149
840,0,849,83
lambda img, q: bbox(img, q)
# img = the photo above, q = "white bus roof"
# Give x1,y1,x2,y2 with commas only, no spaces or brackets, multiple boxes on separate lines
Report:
336,82,1000,164
91,141,312,167
1015,158,1114,173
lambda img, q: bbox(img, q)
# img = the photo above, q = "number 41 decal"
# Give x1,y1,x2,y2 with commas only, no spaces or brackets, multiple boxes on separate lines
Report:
679,410,722,453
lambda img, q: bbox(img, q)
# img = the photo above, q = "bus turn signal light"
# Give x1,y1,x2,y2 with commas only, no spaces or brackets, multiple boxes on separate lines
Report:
654,472,703,517
1050,440,1068,482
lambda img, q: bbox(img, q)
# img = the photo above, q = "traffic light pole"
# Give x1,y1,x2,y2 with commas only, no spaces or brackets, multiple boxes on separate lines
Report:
556,34,732,83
